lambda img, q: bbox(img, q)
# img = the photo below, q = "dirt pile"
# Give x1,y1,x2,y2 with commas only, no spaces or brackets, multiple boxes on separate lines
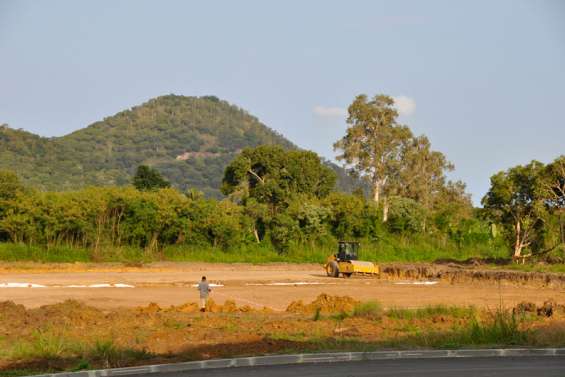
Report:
381,263,565,288
165,299,263,313
31,300,103,326
286,293,359,314
514,301,565,318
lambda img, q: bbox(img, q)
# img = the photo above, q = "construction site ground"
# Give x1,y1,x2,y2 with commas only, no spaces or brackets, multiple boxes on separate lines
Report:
1,262,563,310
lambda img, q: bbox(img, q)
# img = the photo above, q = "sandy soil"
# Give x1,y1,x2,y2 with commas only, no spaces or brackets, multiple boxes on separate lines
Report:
1,263,564,310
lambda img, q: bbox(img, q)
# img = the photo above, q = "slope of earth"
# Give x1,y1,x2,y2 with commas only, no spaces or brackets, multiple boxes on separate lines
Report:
0,95,360,197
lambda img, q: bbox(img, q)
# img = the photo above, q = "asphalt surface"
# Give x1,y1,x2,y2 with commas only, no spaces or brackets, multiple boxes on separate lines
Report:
125,357,565,377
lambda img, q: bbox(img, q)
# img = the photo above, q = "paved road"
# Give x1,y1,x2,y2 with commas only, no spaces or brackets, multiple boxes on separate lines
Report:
127,357,565,377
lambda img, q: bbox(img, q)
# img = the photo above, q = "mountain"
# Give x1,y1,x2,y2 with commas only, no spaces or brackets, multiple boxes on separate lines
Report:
0,95,361,197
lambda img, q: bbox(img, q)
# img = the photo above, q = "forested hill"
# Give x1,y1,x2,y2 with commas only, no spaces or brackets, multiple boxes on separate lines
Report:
0,95,358,197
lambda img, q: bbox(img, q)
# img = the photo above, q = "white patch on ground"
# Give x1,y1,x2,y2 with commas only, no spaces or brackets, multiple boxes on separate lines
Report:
0,282,47,288
245,282,337,286
87,283,135,288
112,283,135,288
191,283,224,287
394,281,439,285
0,282,135,288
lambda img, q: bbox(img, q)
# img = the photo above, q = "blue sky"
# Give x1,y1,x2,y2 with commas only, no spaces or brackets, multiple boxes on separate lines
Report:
1,0,564,204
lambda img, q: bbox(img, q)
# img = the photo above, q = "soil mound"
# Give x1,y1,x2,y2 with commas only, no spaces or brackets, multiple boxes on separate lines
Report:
30,299,103,326
167,299,264,313
513,301,565,318
0,301,26,320
286,294,359,314
0,301,29,331
137,302,162,314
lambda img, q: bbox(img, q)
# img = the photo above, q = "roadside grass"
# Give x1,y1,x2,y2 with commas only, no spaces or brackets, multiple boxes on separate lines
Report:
10,330,80,361
88,340,153,369
0,369,51,377
7,333,154,371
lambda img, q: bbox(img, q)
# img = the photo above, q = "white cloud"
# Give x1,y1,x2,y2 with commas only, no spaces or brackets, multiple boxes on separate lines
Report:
313,105,347,118
392,96,416,116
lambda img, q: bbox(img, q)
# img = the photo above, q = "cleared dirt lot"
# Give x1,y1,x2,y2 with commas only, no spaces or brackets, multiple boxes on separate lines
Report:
1,262,563,310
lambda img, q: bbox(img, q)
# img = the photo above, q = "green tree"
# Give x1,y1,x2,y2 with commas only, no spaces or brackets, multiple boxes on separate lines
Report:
334,94,412,208
322,192,380,240
133,165,171,191
540,156,565,251
222,145,336,208
392,136,454,210
432,181,474,236
482,161,548,259
269,213,299,253
0,170,24,200
386,196,425,234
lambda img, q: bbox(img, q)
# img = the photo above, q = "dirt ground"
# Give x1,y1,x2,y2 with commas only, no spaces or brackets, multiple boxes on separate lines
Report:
1,262,564,310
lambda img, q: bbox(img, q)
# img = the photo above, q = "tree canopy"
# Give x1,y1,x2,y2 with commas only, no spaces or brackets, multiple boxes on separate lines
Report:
482,157,565,259
334,94,470,223
133,165,171,191
222,145,336,207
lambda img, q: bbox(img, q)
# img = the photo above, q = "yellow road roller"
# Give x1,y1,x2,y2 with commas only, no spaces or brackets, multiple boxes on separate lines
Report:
325,241,379,278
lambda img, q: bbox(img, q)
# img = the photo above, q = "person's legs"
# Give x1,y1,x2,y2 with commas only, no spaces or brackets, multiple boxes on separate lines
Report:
199,297,206,312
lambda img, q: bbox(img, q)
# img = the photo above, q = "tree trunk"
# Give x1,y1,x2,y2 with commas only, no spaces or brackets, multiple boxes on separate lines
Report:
373,181,380,203
383,198,389,222
253,226,260,243
513,221,523,258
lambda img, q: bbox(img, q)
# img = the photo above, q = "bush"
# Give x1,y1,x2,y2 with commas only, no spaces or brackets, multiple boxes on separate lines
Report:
387,197,425,234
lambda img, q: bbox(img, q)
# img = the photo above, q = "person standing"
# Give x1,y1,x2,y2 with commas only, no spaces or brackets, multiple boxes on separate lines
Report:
197,276,211,312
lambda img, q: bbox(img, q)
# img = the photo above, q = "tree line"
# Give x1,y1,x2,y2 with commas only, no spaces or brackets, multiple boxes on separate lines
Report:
0,93,562,261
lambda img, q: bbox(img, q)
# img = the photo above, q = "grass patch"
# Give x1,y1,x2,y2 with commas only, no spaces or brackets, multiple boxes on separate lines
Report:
378,307,531,349
0,235,513,264
10,330,79,360
0,243,91,263
352,301,383,320
312,308,322,321
466,310,527,345
387,305,476,321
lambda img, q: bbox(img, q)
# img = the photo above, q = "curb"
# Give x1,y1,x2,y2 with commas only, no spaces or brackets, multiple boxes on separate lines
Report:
30,348,565,377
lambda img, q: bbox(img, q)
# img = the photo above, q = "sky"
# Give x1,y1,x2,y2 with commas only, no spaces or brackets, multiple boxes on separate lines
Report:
1,0,564,204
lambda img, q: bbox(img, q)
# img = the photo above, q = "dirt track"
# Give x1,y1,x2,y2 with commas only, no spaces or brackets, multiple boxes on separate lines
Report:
1,262,564,310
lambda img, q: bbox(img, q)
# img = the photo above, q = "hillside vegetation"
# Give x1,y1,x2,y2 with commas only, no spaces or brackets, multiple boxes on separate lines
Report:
0,95,358,197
